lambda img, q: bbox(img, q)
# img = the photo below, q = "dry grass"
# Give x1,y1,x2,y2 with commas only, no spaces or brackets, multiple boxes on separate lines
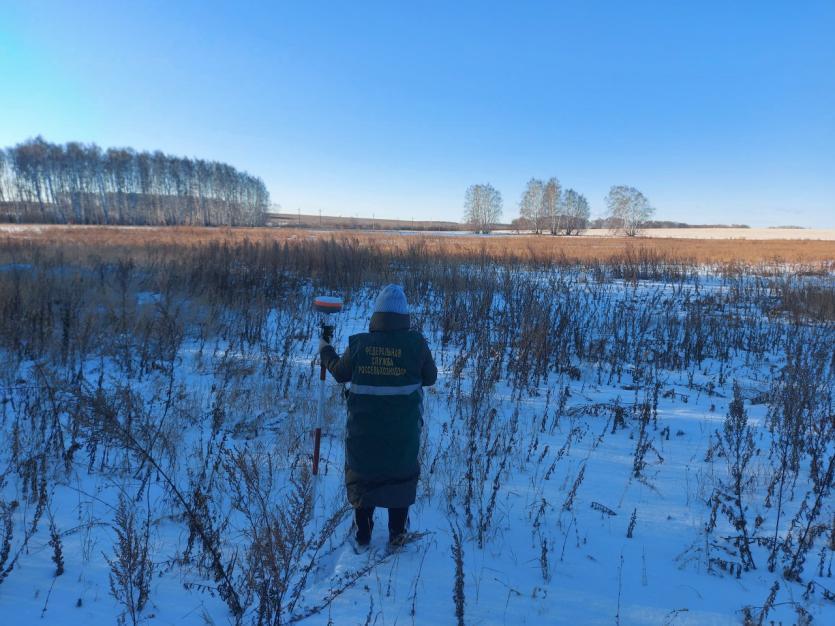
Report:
0,224,834,266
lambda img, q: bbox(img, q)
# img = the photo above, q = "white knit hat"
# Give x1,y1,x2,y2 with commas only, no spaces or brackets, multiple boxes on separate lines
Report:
374,284,409,314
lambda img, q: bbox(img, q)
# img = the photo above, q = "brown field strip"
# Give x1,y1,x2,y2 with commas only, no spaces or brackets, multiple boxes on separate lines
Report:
1,225,834,266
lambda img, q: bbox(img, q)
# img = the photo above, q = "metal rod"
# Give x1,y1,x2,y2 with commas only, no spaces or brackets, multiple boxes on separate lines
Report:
312,427,322,476
314,360,326,475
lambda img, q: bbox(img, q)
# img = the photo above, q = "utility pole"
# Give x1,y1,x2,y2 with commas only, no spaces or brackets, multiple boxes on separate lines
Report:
298,207,301,227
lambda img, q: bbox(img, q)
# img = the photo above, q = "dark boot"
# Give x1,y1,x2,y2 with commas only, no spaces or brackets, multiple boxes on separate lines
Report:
387,507,408,544
355,507,375,546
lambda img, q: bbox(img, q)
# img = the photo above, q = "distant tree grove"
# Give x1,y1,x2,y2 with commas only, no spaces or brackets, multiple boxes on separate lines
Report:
518,177,590,235
467,178,661,236
0,137,269,226
466,176,591,235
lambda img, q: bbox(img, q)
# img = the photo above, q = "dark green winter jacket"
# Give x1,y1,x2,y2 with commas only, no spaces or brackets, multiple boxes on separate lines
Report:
320,312,437,508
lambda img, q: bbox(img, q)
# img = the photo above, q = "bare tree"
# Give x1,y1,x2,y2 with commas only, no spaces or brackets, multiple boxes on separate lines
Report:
605,185,654,236
561,188,590,235
464,183,503,233
543,177,562,235
0,151,11,207
519,178,545,234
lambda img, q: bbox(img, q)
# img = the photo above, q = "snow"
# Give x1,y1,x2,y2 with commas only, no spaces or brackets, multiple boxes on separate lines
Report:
0,264,833,625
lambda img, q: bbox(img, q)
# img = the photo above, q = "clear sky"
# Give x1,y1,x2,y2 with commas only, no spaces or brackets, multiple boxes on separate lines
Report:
1,1,833,226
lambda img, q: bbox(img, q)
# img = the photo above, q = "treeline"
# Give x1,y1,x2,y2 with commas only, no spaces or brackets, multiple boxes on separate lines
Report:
0,137,269,226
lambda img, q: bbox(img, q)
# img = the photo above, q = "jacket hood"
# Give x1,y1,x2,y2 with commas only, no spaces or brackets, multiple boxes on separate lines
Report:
369,311,410,332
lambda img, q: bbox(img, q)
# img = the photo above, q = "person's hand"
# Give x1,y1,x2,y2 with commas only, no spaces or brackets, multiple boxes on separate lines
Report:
318,338,330,351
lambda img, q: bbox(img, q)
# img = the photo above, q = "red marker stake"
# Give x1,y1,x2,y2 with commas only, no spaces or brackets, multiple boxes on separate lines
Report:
312,295,343,477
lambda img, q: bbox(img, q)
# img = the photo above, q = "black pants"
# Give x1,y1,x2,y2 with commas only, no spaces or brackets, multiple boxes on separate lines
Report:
355,506,408,544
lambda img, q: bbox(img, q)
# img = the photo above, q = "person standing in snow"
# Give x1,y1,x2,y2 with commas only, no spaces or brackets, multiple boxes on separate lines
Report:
319,284,437,547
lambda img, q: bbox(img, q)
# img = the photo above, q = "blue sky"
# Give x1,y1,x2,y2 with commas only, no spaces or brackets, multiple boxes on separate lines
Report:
1,1,833,226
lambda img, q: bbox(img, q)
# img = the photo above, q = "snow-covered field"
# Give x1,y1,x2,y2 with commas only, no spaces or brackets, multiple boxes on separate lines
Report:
583,228,835,240
396,228,835,240
0,244,833,625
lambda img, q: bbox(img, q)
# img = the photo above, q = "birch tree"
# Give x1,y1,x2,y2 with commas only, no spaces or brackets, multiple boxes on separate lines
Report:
605,185,654,236
464,183,503,233
519,178,545,234
561,188,590,235
543,177,562,235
